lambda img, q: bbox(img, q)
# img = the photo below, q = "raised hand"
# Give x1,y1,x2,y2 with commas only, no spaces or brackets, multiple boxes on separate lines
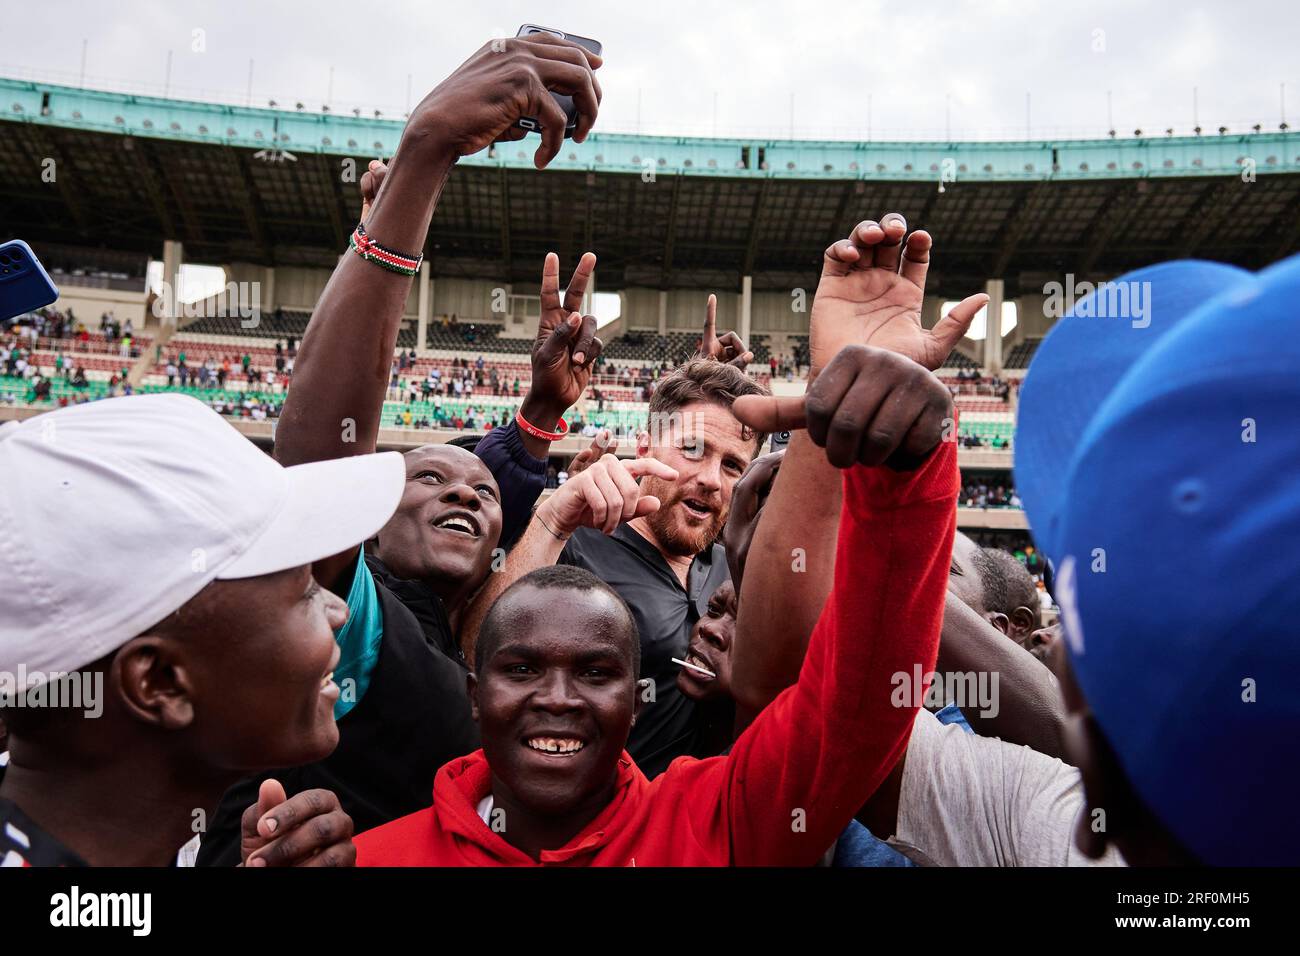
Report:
411,33,603,169
732,345,953,471
538,455,678,536
810,214,988,375
531,252,601,414
567,429,619,477
239,779,355,868
701,294,754,368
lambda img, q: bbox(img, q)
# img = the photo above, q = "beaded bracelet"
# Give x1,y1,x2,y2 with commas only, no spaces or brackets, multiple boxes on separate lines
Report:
349,223,423,276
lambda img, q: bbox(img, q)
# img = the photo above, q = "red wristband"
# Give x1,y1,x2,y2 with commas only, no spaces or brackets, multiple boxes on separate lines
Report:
515,409,569,441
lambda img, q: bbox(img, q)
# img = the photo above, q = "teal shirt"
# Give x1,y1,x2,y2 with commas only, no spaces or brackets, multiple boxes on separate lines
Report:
332,554,384,719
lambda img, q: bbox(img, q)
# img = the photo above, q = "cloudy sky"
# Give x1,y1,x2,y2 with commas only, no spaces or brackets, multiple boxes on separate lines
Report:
2,0,1296,140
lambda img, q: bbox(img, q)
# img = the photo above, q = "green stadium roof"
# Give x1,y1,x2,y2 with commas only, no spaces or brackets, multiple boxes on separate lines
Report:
3,77,1298,294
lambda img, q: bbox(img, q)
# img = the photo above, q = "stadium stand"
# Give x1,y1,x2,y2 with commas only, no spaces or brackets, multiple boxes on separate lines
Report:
957,415,1015,448
182,309,311,341
1004,337,1043,369
425,320,531,354
944,350,980,370
10,77,1293,537
600,330,701,364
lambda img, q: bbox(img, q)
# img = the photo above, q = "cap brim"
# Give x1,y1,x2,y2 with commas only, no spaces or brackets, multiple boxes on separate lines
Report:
1014,260,1253,560
219,451,406,579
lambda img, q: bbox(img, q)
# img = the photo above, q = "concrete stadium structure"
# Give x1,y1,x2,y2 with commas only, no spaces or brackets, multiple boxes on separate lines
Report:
4,77,1298,535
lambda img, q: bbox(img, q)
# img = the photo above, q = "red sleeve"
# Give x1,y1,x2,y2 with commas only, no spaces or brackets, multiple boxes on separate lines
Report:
716,438,958,866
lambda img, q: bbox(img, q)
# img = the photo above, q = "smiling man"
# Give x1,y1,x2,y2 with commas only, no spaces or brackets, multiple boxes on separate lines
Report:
0,394,403,866
359,444,504,661
462,359,768,778
355,342,958,866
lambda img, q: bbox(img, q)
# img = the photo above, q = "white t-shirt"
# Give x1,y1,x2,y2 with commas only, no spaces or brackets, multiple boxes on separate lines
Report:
886,708,1126,867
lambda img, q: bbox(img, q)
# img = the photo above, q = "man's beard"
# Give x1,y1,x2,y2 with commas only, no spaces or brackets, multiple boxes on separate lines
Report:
641,475,727,557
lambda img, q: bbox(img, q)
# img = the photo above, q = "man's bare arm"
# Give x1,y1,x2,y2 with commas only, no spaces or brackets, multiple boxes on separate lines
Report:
730,430,839,733
269,36,603,591
459,455,678,663
731,213,985,730
936,592,1067,758
275,147,450,472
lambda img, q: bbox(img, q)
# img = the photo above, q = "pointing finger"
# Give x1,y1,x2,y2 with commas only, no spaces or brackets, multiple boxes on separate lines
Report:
731,394,808,432
623,457,679,482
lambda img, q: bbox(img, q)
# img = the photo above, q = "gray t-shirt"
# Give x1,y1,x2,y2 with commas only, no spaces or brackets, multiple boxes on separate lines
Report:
887,708,1126,867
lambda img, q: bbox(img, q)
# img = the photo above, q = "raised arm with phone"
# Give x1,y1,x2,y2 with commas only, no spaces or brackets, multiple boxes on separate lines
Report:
275,33,603,594
195,35,605,867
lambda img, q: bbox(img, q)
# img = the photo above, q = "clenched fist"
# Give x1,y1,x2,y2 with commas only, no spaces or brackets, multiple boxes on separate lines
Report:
733,345,953,471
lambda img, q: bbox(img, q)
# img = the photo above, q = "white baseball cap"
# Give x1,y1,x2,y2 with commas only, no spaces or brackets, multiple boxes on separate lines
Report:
0,393,405,681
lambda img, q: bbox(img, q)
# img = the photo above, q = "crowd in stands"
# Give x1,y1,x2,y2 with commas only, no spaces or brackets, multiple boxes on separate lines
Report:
3,336,130,406
4,304,137,356
162,340,294,392
949,366,1013,399
960,475,1021,508
206,394,282,421
960,431,1012,449
10,304,1007,441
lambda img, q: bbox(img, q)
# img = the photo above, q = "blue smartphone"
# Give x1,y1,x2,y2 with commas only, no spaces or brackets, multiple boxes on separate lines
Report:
0,240,59,324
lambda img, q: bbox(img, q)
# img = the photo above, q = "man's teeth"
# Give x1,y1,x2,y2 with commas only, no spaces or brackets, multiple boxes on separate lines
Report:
436,515,476,535
686,654,713,675
322,671,334,688
527,737,585,755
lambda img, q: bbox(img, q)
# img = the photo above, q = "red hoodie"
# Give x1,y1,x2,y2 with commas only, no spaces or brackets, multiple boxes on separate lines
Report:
356,440,957,866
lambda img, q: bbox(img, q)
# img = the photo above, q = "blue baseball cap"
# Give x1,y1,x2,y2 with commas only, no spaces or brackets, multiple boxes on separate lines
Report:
1016,253,1300,865
1015,260,1253,559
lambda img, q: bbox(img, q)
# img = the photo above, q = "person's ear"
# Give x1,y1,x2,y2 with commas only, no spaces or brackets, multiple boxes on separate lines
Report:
1010,606,1038,638
467,671,480,722
112,637,195,730
633,678,652,726
985,611,1011,636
